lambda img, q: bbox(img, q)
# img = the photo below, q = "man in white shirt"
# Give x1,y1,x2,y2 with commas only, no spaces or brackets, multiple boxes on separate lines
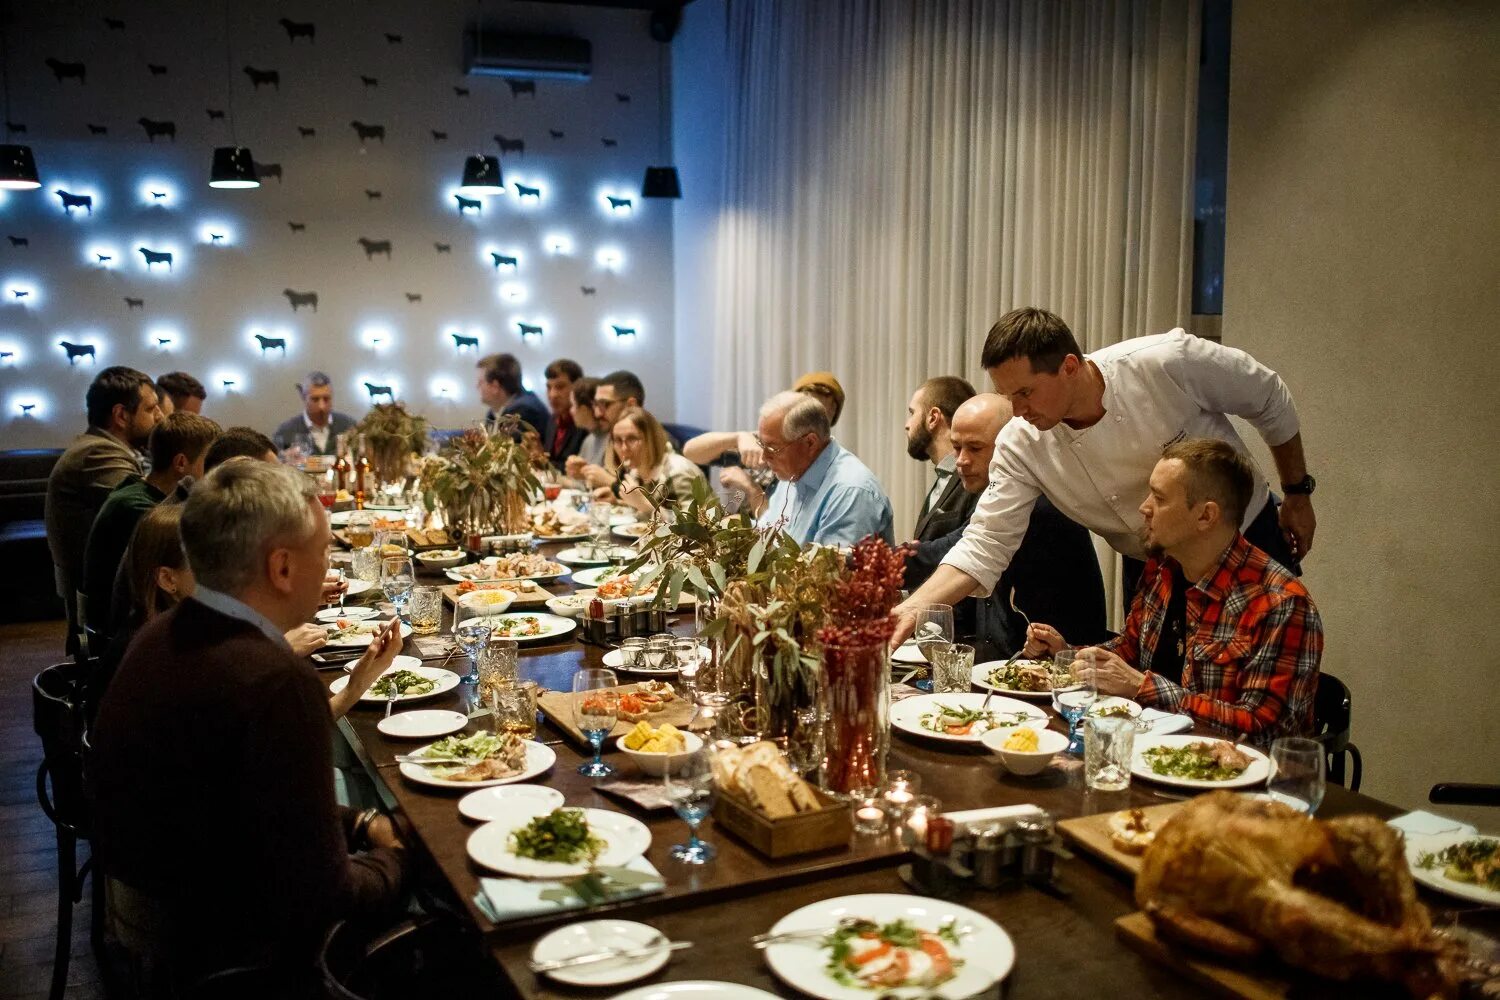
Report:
893,307,1316,643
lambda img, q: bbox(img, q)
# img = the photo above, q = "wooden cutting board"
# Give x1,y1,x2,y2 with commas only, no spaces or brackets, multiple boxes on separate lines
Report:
440,582,555,608
1057,801,1188,877
537,683,694,747
1115,912,1291,999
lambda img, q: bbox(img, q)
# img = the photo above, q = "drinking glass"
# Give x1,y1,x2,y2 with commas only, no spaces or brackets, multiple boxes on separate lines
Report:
643,633,673,671
380,555,415,621
617,636,647,670
663,747,717,864
587,502,613,558
1050,649,1097,755
477,637,519,705
930,643,975,694
573,668,620,777
1266,737,1326,814
407,585,442,636
351,546,380,583
913,604,955,663
346,511,377,549
1084,716,1135,791
452,605,492,685
491,680,539,738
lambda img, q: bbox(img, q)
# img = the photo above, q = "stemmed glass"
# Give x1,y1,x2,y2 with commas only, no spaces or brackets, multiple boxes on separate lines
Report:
663,747,717,864
380,555,415,623
911,603,954,693
1266,737,1326,814
573,668,620,777
453,601,492,686
587,502,613,559
1051,648,1097,756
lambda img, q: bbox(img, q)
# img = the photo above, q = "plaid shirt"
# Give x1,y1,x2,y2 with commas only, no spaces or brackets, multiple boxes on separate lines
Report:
1102,534,1322,745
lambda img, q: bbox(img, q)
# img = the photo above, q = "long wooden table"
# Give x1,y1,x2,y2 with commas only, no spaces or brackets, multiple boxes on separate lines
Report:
328,541,1405,999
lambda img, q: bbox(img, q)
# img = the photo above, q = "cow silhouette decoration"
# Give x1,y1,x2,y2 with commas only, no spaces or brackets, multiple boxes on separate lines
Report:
297,125,316,138
514,184,540,200
7,236,27,248
5,121,24,133
454,194,481,215
357,239,392,260
244,66,279,89
279,18,315,42
19,403,36,414
451,333,479,350
96,253,112,264
607,196,633,212
360,75,379,88
404,293,422,303
147,63,168,76
253,162,282,182
431,130,448,142
11,290,29,299
55,190,92,215
612,325,637,339
615,93,631,103
517,322,543,341
45,58,86,84
209,233,224,244
580,286,596,296
254,334,287,355
490,253,517,271
87,123,107,136
493,135,524,156
452,86,468,97
283,289,318,312
124,297,144,310
138,118,176,142
601,138,618,148
150,191,167,200
385,33,403,44
507,80,535,98
351,121,385,144
363,190,382,201
548,129,564,140
104,17,125,30
364,383,395,402
433,243,451,254
207,108,226,120
288,222,307,233
139,247,173,271
60,341,96,364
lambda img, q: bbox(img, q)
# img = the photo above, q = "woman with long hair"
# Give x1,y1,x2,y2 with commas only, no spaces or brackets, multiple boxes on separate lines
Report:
596,406,705,512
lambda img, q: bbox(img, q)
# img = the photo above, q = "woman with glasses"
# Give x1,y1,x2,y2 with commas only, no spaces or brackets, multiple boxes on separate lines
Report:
594,407,705,512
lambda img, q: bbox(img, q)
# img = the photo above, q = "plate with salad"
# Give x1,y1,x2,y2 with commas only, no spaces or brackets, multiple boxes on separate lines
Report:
468,612,577,643
970,659,1055,699
328,658,458,703
889,693,1048,744
322,617,413,648
761,893,1013,999
467,806,651,878
1405,832,1500,905
399,733,557,789
1131,734,1270,790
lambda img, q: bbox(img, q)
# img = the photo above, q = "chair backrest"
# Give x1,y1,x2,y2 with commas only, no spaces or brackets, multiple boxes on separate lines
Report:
1311,671,1352,754
32,660,91,832
320,915,487,1000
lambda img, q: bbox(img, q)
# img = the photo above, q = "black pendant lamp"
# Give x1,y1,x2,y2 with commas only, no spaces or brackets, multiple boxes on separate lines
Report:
641,166,681,199
0,143,39,190
457,153,504,196
208,145,258,188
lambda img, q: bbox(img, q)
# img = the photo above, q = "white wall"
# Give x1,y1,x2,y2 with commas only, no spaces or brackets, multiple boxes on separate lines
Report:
0,0,676,444
1224,1,1500,819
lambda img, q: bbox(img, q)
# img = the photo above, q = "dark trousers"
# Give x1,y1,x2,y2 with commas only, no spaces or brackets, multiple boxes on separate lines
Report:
1121,495,1301,601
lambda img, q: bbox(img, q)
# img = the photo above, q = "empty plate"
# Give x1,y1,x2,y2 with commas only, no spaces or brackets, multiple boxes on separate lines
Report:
458,784,566,823
530,919,671,986
376,710,468,740
315,605,377,622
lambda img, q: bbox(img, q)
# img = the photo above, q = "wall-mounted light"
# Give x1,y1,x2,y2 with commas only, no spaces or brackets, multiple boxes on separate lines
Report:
145,325,181,351
497,282,527,304
5,278,38,305
543,232,573,256
198,221,234,245
359,323,395,351
212,369,246,392
138,179,178,206
427,376,460,401
595,246,624,272
7,391,46,417
640,40,681,199
0,145,39,191
456,154,503,196
85,243,120,268
208,145,259,189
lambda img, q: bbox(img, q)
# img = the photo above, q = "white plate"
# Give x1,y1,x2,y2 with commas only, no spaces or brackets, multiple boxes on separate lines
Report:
321,617,413,647
531,919,671,987
546,593,646,619
342,579,375,597
611,983,780,1000
602,648,706,673
555,545,638,566
763,893,1014,1000
467,806,651,877
891,639,927,665
1403,832,1500,905
329,660,459,703
400,739,557,789
1131,733,1271,790
458,784,567,823
469,612,577,644
970,658,1055,700
533,530,592,543
570,566,648,589
612,522,654,540
315,605,377,622
377,709,469,739
445,562,570,584
890,692,1048,744
1087,696,1143,719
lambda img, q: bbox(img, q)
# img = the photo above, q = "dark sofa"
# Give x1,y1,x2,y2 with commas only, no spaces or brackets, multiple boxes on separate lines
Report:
0,448,64,622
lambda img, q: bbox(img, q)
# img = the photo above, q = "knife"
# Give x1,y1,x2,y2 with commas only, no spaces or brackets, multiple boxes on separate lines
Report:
530,939,693,973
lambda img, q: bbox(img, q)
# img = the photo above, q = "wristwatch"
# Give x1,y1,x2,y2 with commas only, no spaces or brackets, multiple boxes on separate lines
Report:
1282,474,1316,496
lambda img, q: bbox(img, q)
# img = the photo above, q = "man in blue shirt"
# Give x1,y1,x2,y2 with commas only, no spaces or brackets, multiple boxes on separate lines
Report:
723,391,893,547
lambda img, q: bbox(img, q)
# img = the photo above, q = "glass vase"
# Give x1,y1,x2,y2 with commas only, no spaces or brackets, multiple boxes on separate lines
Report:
753,648,824,776
818,637,891,795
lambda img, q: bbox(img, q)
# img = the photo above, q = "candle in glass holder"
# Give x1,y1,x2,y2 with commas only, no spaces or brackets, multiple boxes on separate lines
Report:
881,770,921,821
904,794,941,846
851,786,887,835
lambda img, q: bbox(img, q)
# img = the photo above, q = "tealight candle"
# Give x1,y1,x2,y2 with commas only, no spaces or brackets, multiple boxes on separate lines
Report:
850,785,887,835
905,794,942,846
881,770,922,821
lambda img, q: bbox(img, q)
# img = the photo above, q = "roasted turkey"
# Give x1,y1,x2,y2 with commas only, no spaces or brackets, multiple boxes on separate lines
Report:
1135,791,1469,998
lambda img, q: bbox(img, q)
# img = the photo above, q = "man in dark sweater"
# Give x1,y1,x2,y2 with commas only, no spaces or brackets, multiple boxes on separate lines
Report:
91,460,408,987
477,352,549,433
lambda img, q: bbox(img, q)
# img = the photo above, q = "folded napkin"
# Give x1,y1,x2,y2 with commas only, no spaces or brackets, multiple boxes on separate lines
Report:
1138,707,1194,735
1387,811,1477,839
941,803,1043,834
594,778,677,813
476,856,665,923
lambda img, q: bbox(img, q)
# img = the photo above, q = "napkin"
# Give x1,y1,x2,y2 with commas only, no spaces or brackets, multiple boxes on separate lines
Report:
594,778,677,813
476,856,665,922
941,804,1044,834
1138,707,1193,735
1387,811,1477,839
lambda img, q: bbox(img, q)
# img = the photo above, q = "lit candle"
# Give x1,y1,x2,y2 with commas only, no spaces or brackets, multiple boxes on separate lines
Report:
856,806,884,823
904,795,941,846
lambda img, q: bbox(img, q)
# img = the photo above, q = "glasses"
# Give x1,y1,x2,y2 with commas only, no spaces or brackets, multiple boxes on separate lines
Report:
379,556,415,620
407,585,442,636
1083,716,1134,791
752,435,792,457
611,434,643,447
592,397,620,412
1266,737,1326,814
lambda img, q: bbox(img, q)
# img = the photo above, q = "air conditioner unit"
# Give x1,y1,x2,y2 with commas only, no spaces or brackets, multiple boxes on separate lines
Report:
464,31,592,82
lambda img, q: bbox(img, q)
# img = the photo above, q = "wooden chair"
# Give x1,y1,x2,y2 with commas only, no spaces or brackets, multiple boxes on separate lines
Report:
1429,783,1500,808
1311,672,1362,792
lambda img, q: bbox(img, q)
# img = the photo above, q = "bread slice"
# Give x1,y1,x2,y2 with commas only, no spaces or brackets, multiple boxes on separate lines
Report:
788,778,822,814
744,763,797,819
712,745,743,795
1108,808,1156,855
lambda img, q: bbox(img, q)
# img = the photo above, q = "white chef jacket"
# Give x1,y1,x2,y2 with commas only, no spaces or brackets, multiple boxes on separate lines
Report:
942,329,1300,597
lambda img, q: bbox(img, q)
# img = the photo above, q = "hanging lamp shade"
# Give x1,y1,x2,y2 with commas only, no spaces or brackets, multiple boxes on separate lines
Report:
0,144,40,190
641,166,681,199
457,154,504,196
208,146,259,188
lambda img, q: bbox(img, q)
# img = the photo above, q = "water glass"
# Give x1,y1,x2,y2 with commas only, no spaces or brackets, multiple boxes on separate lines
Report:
345,511,377,549
930,643,975,694
380,555,415,619
913,604,955,663
407,585,443,636
1051,649,1097,755
453,610,491,686
588,502,613,555
663,747,717,864
1267,737,1326,814
573,668,620,777
643,634,673,671
671,637,701,682
351,545,380,583
477,638,520,703
1084,716,1135,791
491,680,539,738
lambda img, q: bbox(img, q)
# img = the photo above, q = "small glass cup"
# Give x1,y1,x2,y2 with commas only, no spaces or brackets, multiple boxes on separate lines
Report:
1083,715,1135,791
903,794,942,846
643,634,673,671
618,636,647,669
491,680,539,738
351,545,380,583
346,511,377,549
851,785,887,835
407,585,443,636
881,769,922,822
1267,736,1326,814
477,637,519,697
930,643,975,694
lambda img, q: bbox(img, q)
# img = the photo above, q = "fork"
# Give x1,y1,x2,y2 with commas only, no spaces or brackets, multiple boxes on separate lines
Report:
1008,586,1031,637
385,682,400,719
981,588,1032,713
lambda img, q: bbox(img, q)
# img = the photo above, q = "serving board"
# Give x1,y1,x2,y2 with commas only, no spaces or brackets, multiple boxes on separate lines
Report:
1057,801,1188,878
537,683,695,747
439,582,555,609
1115,912,1290,1000
331,529,455,552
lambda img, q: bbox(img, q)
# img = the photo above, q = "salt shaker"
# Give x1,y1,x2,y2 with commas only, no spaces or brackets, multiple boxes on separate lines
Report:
1016,812,1056,883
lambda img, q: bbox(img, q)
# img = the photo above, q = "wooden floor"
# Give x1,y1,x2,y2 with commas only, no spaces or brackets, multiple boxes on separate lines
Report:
0,619,107,1000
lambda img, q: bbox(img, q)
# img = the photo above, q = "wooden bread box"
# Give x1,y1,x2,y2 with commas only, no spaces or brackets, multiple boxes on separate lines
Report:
713,788,852,859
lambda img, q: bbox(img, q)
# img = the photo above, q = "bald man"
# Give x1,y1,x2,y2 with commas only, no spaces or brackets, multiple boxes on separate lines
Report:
914,393,1109,660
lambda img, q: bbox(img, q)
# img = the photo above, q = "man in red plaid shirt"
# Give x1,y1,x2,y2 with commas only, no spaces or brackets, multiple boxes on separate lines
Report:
1024,438,1322,745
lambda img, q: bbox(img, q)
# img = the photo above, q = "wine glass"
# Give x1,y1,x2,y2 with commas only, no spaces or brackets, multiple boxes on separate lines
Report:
1051,649,1097,755
380,555,415,622
452,601,492,686
663,747,717,864
573,668,620,777
1266,737,1326,814
587,501,613,558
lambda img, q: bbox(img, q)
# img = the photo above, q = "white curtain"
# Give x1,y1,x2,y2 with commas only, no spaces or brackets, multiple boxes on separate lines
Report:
707,0,1200,622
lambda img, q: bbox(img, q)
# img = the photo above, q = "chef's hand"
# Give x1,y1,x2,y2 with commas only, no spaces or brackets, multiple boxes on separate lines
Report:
1279,494,1316,559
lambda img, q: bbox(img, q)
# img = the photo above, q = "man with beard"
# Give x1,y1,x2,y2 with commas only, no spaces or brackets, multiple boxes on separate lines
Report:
902,376,978,588
1022,439,1322,746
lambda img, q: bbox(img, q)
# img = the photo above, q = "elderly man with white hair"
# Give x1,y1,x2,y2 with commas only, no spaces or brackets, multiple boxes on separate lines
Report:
721,390,893,547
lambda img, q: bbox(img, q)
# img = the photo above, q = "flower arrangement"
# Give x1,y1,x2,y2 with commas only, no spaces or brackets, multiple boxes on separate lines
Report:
418,419,539,536
355,402,428,487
